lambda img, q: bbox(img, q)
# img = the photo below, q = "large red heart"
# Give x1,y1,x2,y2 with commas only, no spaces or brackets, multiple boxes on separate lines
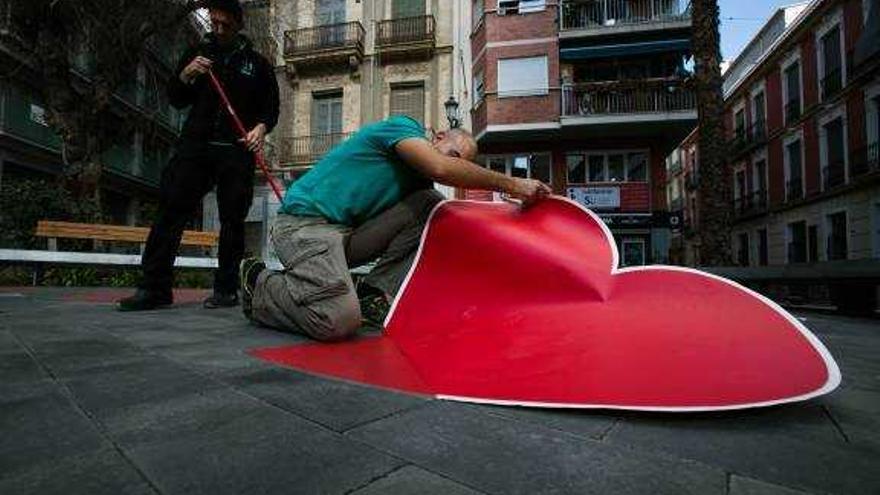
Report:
252,197,840,411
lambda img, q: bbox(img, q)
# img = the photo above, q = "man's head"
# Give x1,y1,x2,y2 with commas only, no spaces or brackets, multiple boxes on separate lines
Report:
204,0,243,44
430,128,478,162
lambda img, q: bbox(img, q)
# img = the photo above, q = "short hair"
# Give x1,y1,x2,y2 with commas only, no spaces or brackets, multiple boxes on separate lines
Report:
203,0,243,24
448,128,478,159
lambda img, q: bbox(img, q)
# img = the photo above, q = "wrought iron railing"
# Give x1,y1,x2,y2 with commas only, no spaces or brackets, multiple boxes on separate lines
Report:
728,119,766,154
849,142,879,177
821,66,842,100
377,15,435,46
786,178,803,202
284,21,365,57
822,162,846,190
733,190,768,217
561,0,691,30
279,133,351,165
561,79,695,116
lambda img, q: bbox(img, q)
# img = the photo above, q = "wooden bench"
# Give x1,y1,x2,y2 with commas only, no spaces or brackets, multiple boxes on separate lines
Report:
0,221,221,279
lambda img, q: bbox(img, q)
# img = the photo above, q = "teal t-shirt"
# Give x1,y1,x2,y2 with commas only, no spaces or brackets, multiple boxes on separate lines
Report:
279,116,431,226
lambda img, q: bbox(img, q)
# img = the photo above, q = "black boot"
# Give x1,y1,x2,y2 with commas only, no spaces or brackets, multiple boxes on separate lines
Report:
117,289,173,312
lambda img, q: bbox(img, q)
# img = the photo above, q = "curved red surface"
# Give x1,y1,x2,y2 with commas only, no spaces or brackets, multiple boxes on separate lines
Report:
252,198,840,410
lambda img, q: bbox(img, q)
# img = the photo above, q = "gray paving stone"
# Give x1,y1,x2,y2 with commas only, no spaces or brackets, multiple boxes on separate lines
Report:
127,406,405,494
347,402,726,495
61,358,223,420
729,475,814,495
607,406,880,495
0,385,107,476
0,349,46,384
468,403,620,440
151,340,279,377
821,387,880,452
224,367,430,432
0,448,155,495
351,465,485,495
23,337,148,377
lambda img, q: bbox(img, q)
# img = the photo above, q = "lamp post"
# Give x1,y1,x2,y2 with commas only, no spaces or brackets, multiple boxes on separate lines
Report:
444,96,461,129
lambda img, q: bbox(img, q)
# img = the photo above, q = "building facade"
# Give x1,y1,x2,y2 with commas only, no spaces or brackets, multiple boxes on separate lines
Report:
467,0,696,266
217,0,465,260
668,0,879,270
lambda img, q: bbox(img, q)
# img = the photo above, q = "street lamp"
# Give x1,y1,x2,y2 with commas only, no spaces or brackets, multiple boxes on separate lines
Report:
444,96,461,129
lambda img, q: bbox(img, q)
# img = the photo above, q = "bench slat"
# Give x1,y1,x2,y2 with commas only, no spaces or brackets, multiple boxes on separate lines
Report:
36,221,218,247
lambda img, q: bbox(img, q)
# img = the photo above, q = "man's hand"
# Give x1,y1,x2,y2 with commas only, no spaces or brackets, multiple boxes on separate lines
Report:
506,178,552,207
240,123,267,153
179,56,213,84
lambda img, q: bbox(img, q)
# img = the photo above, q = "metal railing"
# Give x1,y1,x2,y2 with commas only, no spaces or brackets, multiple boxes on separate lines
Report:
377,15,435,46
849,143,879,177
668,159,682,175
279,133,351,165
561,0,691,30
822,162,846,190
728,119,766,154
284,22,365,56
821,66,842,100
561,79,695,116
733,190,768,217
786,178,803,202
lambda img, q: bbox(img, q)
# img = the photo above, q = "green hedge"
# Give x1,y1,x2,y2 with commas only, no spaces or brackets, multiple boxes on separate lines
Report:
0,177,98,249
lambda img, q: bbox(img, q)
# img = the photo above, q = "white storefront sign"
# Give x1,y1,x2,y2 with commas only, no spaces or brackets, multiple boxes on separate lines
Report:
567,186,620,209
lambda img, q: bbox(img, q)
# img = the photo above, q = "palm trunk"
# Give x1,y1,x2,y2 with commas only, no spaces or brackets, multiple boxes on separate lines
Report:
691,0,732,266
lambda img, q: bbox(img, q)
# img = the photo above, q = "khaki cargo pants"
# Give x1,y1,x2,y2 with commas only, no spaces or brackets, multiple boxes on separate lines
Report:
250,189,444,341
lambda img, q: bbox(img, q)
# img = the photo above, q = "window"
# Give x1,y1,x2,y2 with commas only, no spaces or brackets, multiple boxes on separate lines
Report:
752,91,766,138
390,82,425,124
570,151,649,183
311,91,343,135
821,115,846,189
498,0,545,15
783,61,802,123
473,71,485,107
757,228,768,266
785,138,803,201
472,0,485,30
753,158,767,209
787,221,807,263
317,0,345,25
392,0,424,18
485,154,552,183
734,108,746,141
819,24,844,100
827,211,848,260
808,225,819,262
737,233,750,266
498,56,548,97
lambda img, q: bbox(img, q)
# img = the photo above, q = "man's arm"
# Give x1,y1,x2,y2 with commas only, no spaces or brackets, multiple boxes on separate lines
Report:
167,46,203,109
395,138,552,204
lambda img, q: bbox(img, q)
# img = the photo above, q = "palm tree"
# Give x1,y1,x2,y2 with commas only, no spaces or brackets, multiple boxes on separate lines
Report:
690,0,732,265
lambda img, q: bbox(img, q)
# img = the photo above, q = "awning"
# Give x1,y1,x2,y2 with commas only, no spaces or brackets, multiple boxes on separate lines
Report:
561,39,691,60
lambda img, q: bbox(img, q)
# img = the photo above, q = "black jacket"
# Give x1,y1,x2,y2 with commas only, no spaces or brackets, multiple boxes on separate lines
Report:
168,34,280,145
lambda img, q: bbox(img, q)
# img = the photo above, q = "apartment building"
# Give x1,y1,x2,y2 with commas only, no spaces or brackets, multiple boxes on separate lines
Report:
468,0,696,266
668,0,879,268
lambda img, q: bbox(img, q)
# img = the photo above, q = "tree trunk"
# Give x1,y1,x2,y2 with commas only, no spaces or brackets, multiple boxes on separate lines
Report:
691,0,732,266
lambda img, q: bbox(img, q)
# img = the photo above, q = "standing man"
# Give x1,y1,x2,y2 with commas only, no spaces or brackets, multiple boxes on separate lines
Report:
118,0,280,311
239,116,551,341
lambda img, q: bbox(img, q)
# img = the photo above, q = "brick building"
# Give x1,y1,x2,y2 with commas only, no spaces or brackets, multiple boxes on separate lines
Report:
467,0,696,266
667,0,879,269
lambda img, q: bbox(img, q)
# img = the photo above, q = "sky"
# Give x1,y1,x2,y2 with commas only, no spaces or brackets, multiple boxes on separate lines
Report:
718,0,809,61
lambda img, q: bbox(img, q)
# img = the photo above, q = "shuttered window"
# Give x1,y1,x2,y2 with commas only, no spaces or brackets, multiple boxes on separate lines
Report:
390,83,425,124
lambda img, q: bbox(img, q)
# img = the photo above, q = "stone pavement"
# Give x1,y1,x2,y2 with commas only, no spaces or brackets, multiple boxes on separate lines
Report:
1,287,878,495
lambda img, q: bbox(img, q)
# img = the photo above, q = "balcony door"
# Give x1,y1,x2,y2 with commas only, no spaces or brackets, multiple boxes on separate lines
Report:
390,82,425,124
316,0,346,46
392,0,424,18
311,91,343,155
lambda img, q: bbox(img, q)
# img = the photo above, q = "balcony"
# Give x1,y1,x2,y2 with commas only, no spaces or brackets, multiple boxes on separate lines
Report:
283,22,365,77
786,178,803,202
784,99,801,124
560,79,696,146
820,67,842,100
727,119,767,156
376,15,436,62
822,162,846,190
850,143,879,178
560,0,691,37
733,190,768,218
278,133,351,168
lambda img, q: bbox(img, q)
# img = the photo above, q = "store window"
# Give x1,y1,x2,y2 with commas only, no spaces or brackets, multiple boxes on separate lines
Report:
621,238,646,267
484,154,552,183
566,151,649,183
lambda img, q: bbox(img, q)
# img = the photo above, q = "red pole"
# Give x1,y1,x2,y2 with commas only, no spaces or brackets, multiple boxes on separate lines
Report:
207,71,284,202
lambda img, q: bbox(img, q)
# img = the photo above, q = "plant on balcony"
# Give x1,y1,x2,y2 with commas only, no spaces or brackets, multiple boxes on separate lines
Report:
4,0,200,220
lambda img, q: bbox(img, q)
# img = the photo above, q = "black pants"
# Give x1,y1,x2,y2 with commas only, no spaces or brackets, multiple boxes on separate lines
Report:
141,143,255,297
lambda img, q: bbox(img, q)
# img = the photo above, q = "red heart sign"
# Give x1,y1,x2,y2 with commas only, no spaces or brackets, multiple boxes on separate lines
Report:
252,198,840,411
